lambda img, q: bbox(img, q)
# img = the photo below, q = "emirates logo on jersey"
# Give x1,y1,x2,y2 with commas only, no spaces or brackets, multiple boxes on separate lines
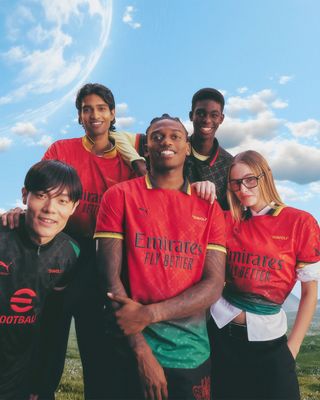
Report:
0,260,12,275
10,288,37,313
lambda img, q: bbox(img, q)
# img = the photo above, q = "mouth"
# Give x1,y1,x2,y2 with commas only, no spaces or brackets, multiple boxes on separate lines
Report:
198,126,214,135
90,121,104,128
38,217,57,226
160,149,175,157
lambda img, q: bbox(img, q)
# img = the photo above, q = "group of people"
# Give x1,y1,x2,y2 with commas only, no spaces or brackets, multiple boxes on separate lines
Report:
0,83,319,400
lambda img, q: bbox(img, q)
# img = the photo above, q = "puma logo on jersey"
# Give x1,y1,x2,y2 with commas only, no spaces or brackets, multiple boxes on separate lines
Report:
0,260,12,275
192,215,207,222
48,268,62,274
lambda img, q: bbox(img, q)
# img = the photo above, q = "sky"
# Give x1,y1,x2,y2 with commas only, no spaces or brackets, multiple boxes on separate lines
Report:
0,1,319,217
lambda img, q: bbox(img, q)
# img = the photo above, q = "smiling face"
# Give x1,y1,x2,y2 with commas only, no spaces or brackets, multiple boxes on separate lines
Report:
190,99,224,141
146,119,190,173
229,162,267,212
22,187,78,245
79,94,115,139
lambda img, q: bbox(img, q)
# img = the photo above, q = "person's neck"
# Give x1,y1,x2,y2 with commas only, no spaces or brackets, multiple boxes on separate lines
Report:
87,132,112,155
191,134,215,156
149,167,185,190
25,225,52,247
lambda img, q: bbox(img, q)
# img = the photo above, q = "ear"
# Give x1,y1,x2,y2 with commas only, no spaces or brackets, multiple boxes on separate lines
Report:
71,201,80,215
189,111,193,121
186,141,191,156
220,113,225,124
144,143,149,158
21,187,28,205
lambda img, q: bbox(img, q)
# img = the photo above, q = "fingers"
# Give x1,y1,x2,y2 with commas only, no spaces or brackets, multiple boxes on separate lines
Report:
1,208,24,229
191,181,216,204
107,292,131,304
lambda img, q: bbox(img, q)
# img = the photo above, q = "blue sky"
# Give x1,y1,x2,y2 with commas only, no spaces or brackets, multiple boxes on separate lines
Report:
1,0,319,221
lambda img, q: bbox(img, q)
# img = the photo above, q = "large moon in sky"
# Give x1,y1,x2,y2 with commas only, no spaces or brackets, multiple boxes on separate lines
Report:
0,0,112,133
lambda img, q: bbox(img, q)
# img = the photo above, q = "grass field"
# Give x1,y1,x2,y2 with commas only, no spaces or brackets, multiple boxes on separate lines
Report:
56,317,320,399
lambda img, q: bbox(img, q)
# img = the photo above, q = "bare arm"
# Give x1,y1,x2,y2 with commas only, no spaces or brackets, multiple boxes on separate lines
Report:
287,280,318,358
109,249,226,335
96,238,168,400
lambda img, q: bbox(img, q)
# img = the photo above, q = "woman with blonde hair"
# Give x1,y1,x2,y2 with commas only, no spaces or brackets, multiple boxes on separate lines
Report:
210,150,320,400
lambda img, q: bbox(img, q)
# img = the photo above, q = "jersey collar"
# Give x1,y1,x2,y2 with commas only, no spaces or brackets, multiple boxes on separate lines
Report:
82,135,117,158
144,174,192,195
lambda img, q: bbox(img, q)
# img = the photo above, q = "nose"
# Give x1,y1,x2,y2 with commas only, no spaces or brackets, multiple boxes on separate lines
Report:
239,182,249,193
90,108,99,119
42,198,56,213
161,135,173,146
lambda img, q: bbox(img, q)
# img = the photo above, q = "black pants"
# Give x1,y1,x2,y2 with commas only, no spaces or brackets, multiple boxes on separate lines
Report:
101,337,211,400
33,246,109,400
208,318,300,400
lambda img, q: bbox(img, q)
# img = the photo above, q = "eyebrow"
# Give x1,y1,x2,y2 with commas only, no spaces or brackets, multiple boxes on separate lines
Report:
82,103,108,109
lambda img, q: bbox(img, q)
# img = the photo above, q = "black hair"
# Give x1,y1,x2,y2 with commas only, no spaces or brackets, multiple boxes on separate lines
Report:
75,83,116,131
146,113,188,137
191,88,225,112
24,160,83,203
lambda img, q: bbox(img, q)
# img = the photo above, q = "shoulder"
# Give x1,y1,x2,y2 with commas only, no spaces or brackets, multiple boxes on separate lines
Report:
279,206,318,224
217,145,233,161
50,137,81,148
52,232,80,258
103,176,145,198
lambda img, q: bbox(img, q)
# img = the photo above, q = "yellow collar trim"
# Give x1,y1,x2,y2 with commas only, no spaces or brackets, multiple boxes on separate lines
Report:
82,135,117,158
144,174,191,195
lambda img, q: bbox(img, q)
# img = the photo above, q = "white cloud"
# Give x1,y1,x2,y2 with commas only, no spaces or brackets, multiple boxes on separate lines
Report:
11,122,37,136
0,208,5,214
35,135,54,148
271,99,288,109
286,119,320,138
279,75,294,85
226,89,274,116
116,117,135,129
237,87,248,94
227,138,320,185
123,6,141,29
182,120,193,135
0,137,12,151
116,102,129,116
220,111,282,148
1,0,111,112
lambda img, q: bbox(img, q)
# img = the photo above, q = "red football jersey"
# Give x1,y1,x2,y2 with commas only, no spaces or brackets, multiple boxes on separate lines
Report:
43,136,135,238
95,175,226,303
225,206,320,305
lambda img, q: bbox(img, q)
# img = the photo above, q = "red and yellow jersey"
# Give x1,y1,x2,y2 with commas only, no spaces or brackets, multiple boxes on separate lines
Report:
95,175,226,303
94,175,226,368
43,136,135,238
225,206,320,308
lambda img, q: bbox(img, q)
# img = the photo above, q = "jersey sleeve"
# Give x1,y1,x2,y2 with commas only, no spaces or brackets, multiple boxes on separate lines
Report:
295,213,320,265
42,142,58,160
111,131,145,164
206,202,226,254
94,185,126,240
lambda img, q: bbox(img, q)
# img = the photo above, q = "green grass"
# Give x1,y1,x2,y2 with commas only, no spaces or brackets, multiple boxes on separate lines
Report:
56,320,320,399
296,335,320,400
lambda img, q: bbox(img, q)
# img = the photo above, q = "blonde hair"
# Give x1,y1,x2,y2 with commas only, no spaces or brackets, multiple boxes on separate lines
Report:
227,150,284,221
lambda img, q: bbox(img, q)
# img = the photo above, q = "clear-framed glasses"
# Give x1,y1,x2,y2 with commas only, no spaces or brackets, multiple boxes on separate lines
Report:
228,173,264,192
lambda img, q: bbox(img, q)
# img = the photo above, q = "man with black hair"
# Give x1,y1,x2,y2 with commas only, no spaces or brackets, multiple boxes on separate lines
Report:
184,88,233,210
95,114,226,400
113,87,233,210
0,160,81,400
1,83,137,399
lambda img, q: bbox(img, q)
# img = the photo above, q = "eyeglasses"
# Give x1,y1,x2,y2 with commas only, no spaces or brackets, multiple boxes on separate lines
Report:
228,173,264,192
